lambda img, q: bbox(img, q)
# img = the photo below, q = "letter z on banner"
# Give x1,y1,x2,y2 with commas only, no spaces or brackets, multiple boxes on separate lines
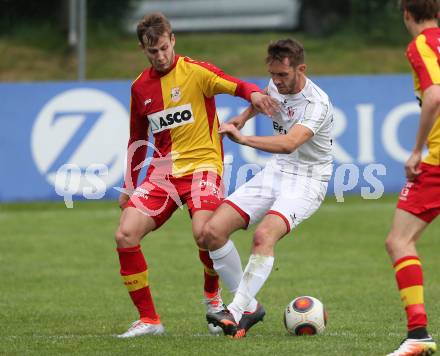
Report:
31,88,128,196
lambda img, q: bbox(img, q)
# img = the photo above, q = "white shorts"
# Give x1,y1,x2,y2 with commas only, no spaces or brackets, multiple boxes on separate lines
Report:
225,161,328,232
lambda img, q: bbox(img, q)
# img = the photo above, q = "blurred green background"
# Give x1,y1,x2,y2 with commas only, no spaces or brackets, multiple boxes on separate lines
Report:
0,0,410,81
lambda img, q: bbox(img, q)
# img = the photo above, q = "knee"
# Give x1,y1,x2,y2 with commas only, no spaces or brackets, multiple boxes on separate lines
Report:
384,231,395,255
385,229,410,256
193,229,206,249
252,227,271,252
201,221,226,250
115,225,139,248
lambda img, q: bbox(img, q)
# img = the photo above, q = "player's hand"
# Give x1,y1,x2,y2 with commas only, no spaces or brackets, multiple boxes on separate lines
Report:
405,150,422,181
227,115,247,130
118,192,130,210
218,123,245,144
250,92,279,117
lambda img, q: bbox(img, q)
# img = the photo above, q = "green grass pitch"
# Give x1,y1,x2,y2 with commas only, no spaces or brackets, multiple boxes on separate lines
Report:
1,195,439,355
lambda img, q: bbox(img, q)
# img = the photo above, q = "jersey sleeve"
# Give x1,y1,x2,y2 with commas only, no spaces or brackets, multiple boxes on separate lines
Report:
123,86,149,190
187,58,261,101
297,100,330,134
408,35,440,91
267,79,278,97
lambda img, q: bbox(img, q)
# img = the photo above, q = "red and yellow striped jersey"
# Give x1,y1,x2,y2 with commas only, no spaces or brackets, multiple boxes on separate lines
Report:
125,55,260,188
406,27,440,165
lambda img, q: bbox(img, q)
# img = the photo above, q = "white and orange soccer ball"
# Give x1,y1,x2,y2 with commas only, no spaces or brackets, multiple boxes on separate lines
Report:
283,296,327,335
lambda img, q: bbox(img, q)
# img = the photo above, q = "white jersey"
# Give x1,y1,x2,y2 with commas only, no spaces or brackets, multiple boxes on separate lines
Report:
267,78,333,181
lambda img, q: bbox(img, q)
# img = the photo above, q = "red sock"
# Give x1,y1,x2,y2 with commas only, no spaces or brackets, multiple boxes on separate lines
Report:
393,256,427,331
199,249,219,295
117,245,159,322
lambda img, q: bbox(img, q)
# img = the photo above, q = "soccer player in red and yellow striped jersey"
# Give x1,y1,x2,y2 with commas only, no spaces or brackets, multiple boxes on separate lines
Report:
114,12,278,338
385,1,440,355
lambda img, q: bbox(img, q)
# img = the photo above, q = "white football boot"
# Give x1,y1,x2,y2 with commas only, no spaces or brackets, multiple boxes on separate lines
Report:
117,320,165,338
387,337,437,356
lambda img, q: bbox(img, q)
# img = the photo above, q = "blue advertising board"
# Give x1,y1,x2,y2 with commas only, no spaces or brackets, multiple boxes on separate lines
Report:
0,74,420,203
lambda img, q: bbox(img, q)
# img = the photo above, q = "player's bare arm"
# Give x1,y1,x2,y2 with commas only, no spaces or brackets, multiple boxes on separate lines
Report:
405,84,440,181
227,106,258,130
228,88,271,129
219,122,313,154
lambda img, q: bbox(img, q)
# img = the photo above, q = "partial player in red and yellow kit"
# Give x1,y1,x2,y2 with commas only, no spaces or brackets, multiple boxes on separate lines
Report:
385,1,440,355
114,12,278,338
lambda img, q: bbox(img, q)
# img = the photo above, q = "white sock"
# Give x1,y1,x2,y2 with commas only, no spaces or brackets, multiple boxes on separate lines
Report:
246,298,258,313
228,254,274,323
209,240,258,314
209,240,243,294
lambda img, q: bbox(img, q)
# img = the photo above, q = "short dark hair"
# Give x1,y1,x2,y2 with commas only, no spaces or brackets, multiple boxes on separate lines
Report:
136,12,172,47
266,39,304,67
400,0,439,23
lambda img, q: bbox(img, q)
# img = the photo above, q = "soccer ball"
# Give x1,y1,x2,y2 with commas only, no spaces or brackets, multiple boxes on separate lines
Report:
283,296,327,335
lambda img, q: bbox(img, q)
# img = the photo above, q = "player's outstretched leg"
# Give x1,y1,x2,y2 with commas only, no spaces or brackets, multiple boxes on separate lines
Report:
234,303,266,339
116,244,164,338
199,249,224,335
203,288,225,335
385,209,435,355
206,309,238,336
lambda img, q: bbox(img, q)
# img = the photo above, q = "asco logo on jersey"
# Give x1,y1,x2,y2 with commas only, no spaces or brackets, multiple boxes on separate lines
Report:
31,88,129,203
148,104,194,133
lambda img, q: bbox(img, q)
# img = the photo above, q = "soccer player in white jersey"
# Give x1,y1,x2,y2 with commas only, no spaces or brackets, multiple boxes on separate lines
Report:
201,38,334,338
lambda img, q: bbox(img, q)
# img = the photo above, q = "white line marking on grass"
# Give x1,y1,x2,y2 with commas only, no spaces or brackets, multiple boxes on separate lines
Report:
4,330,433,339
1,333,222,340
1,335,104,340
